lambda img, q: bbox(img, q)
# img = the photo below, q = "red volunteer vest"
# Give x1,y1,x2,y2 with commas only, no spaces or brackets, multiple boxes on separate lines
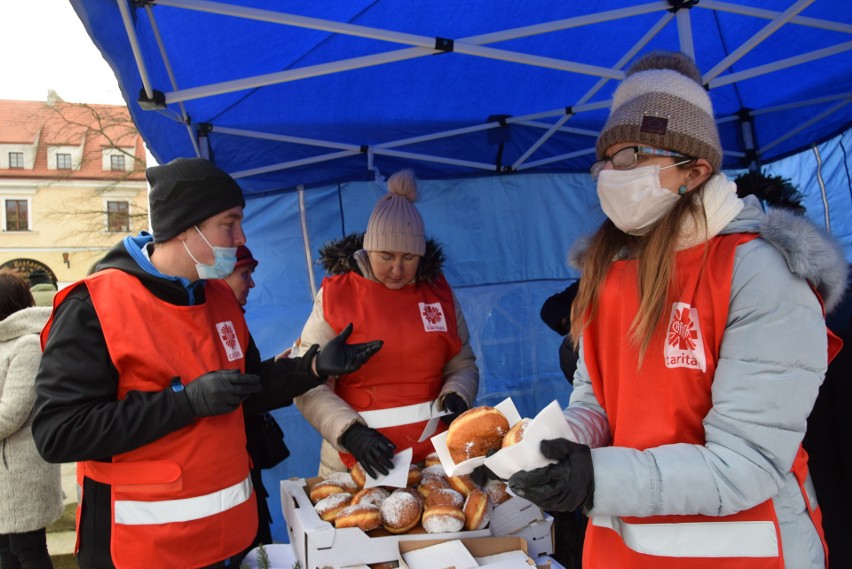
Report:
322,272,462,465
581,234,828,569
42,270,257,569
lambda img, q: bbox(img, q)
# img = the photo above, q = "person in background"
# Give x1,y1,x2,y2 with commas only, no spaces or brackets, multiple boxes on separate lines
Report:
539,278,585,569
295,169,479,479
0,270,63,568
509,51,847,568
32,157,382,568
734,169,852,568
540,279,581,383
224,245,257,307
27,270,58,308
223,244,281,546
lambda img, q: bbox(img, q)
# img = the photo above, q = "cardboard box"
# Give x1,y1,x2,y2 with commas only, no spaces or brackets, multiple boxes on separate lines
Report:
281,478,490,569
508,514,554,558
397,537,550,569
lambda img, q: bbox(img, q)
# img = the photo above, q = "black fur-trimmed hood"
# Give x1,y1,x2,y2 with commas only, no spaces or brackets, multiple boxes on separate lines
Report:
318,232,446,284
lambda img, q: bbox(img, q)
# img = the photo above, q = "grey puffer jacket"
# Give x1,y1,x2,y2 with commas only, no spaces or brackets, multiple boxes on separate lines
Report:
0,306,63,533
296,235,479,477
565,197,847,568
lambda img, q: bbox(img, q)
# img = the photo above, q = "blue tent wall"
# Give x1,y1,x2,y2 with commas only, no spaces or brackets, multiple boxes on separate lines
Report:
247,129,851,542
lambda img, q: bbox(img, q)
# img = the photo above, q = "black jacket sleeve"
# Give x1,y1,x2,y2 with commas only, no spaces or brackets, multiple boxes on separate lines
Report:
243,343,324,414
32,286,196,463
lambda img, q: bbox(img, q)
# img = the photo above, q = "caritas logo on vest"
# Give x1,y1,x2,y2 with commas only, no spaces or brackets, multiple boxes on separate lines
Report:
419,302,448,333
665,302,707,372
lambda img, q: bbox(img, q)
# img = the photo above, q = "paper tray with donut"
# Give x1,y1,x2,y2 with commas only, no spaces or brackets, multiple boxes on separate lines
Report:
431,398,573,479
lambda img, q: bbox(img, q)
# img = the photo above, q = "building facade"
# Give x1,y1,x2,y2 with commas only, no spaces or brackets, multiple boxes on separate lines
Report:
0,92,147,287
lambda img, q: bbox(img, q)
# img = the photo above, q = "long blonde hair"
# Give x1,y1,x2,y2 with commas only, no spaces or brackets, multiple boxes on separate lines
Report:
570,179,709,362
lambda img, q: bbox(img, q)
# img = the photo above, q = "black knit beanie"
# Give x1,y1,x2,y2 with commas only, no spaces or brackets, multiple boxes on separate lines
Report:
146,158,246,242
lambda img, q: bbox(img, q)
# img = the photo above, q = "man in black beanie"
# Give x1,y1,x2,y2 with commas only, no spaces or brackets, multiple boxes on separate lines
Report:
32,157,382,568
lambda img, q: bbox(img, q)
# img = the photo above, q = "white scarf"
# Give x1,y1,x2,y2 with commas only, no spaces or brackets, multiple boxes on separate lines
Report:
677,173,745,250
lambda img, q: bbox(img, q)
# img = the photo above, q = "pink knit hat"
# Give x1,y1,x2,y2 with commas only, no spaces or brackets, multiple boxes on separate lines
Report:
363,169,426,255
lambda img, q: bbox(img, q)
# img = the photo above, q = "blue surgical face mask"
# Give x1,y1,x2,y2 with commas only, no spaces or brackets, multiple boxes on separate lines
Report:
183,226,238,279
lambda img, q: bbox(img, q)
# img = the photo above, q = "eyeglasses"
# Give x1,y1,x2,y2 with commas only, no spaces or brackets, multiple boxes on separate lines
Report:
590,146,693,179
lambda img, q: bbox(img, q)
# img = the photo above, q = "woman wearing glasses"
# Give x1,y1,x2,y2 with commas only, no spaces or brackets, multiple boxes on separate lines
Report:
509,51,846,568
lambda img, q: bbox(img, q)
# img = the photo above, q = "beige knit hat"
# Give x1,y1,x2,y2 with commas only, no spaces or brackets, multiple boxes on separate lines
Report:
363,169,426,255
596,51,723,171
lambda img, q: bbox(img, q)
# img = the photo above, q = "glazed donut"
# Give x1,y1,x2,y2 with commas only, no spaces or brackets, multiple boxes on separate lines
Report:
314,492,352,522
380,491,422,534
484,480,512,506
447,474,478,497
462,488,493,530
502,418,531,448
424,452,442,468
425,488,464,510
407,464,423,487
445,406,509,464
310,479,350,504
350,462,368,489
334,503,382,532
352,486,390,508
421,505,465,534
417,475,449,499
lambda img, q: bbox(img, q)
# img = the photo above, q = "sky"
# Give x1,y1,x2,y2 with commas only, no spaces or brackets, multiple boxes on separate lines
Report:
0,1,125,105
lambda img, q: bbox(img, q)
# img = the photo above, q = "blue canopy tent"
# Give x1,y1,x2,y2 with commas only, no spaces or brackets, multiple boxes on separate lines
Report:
71,0,852,542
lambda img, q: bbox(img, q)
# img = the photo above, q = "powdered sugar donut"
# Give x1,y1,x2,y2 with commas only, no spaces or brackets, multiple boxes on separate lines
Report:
380,491,422,534
462,488,493,530
421,505,465,533
334,503,382,531
314,492,352,522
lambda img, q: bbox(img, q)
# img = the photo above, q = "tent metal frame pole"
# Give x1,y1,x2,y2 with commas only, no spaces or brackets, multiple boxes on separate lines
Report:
759,99,849,155
212,126,359,151
709,42,852,88
700,0,852,33
703,0,814,83
461,2,668,45
517,121,599,137
116,0,155,100
675,7,696,60
373,148,499,171
231,150,361,179
518,148,597,171
512,113,572,170
511,10,671,170
747,92,852,116
297,186,318,300
166,47,431,104
143,4,200,157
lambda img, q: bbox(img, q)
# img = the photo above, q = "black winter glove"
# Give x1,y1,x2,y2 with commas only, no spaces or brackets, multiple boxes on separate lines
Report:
508,438,594,512
315,323,383,377
182,370,263,417
440,393,469,425
341,423,396,478
470,448,501,486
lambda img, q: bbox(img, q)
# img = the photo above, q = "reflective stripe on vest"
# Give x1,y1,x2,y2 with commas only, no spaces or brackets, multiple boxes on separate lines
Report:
115,474,252,525
359,399,441,429
592,516,779,558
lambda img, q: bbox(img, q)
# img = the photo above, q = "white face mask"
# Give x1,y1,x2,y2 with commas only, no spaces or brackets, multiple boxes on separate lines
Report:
596,165,681,235
183,226,238,280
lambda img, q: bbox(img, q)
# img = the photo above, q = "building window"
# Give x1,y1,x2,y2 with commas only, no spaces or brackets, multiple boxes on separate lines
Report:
5,200,28,231
8,152,24,168
107,201,130,232
109,154,126,171
56,153,72,169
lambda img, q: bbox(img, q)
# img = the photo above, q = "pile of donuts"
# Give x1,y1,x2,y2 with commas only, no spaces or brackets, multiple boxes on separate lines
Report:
307,454,513,537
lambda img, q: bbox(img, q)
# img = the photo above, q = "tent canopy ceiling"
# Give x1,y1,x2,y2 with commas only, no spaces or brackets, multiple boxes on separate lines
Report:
74,0,851,194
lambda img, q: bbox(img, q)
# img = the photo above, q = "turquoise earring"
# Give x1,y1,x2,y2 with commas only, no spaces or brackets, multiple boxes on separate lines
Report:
678,184,688,196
